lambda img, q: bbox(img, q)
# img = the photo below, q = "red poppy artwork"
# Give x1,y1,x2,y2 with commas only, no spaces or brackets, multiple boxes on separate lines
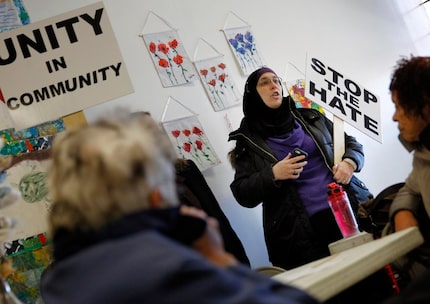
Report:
223,26,264,76
194,56,241,112
142,30,196,87
162,115,220,171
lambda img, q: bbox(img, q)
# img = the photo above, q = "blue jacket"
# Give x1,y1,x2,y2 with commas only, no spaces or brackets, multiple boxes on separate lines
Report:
40,208,319,304
228,98,366,269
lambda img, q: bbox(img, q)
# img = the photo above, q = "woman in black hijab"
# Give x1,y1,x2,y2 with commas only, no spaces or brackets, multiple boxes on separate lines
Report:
228,67,369,270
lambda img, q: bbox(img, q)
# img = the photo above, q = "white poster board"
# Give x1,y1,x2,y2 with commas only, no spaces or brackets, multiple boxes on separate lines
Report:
0,2,134,130
274,227,423,301
305,55,382,143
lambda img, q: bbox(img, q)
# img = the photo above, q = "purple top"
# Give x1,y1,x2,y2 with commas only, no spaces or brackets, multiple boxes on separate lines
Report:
266,121,334,216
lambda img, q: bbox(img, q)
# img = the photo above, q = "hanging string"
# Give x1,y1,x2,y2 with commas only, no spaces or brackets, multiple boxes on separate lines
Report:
193,38,224,62
139,11,177,37
285,61,306,78
222,11,249,31
160,96,197,123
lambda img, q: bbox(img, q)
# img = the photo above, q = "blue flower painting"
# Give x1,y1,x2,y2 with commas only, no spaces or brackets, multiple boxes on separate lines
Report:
223,26,264,76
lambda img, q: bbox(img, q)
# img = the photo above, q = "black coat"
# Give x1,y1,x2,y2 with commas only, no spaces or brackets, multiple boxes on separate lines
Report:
228,98,366,269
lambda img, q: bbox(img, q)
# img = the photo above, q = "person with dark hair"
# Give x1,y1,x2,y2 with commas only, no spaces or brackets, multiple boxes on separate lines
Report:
387,56,430,280
40,111,319,304
228,67,370,271
389,56,430,233
175,158,250,266
379,56,430,304
131,111,250,265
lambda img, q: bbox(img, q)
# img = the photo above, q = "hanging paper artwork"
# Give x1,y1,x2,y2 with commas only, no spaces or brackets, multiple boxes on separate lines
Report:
142,30,196,87
286,79,325,114
223,26,264,76
0,119,64,155
162,115,221,171
195,57,241,111
3,233,52,304
0,0,30,33
0,118,64,241
0,5,53,303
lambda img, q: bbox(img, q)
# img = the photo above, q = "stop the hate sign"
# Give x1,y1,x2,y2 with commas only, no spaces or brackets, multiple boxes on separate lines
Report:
305,56,382,143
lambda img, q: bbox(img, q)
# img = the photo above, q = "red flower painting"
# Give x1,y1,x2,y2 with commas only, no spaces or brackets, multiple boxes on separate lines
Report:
163,116,220,171
195,56,240,111
143,30,196,87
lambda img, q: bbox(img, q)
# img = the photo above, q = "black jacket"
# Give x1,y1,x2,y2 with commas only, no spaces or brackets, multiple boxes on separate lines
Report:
228,97,366,269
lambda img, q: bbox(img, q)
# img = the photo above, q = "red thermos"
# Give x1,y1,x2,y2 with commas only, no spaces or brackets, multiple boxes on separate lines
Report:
327,182,360,238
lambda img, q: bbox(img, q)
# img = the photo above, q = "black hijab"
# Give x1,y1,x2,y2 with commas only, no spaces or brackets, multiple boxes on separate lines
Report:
243,67,294,138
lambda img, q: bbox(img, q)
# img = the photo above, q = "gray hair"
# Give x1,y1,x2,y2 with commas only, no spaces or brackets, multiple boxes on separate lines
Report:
47,111,178,235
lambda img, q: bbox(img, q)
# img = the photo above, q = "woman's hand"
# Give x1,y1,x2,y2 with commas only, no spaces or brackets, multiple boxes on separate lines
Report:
332,160,354,184
272,153,307,181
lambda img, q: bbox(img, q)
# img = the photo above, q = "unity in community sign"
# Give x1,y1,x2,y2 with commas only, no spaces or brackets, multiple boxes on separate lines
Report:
305,55,382,143
0,2,134,130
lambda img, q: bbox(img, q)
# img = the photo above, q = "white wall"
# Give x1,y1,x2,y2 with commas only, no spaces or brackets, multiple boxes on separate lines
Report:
23,0,420,268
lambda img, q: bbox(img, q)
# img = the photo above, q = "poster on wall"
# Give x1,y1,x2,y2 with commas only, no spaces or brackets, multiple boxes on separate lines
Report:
223,26,264,76
305,55,382,143
2,158,51,240
0,1,134,130
142,30,196,87
0,0,30,131
0,119,64,241
0,5,61,302
162,115,221,172
2,233,52,303
195,56,241,111
286,79,324,113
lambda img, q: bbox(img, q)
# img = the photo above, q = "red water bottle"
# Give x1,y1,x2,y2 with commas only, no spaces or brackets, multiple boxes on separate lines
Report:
327,182,360,238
